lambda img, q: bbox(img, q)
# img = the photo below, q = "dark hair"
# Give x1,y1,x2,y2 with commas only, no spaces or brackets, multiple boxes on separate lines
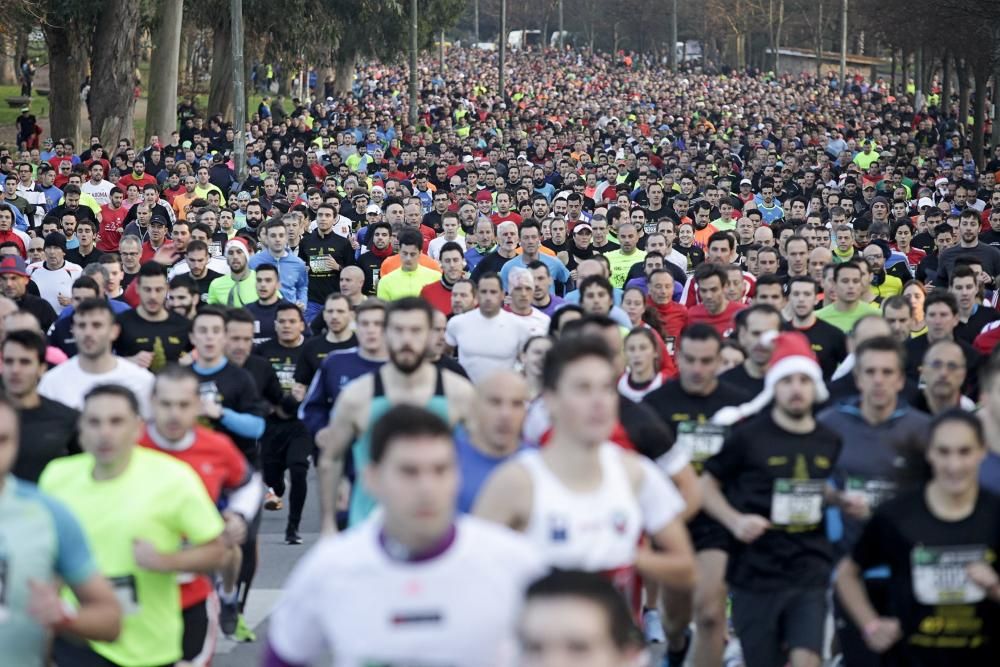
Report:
693,262,728,286
881,294,912,315
276,302,303,322
83,383,140,415
949,265,978,287
787,275,818,294
73,297,115,321
72,275,100,294
476,272,503,292
578,275,614,300
735,303,782,331
223,307,255,326
168,274,198,294
925,290,959,316
385,296,433,328
833,261,863,281
678,322,723,351
854,335,906,374
754,273,786,294
930,408,985,450
541,335,614,391
137,261,168,283
255,262,279,278
524,570,642,650
548,304,584,335
397,227,423,250
3,328,47,365
438,241,465,261
153,363,200,392
370,404,453,464
194,304,228,326
707,231,735,250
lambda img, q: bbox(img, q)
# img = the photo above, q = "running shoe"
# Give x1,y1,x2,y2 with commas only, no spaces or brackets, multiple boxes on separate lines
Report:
285,526,303,545
665,627,692,667
234,613,257,642
218,596,239,636
264,489,283,511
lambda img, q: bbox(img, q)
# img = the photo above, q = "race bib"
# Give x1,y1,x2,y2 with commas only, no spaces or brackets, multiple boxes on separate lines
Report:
208,241,222,257
309,256,328,273
845,477,898,511
770,479,824,527
911,545,987,605
676,421,727,463
110,574,141,615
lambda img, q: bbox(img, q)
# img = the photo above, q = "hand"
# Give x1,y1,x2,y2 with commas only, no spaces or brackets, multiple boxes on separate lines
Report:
152,243,179,266
56,292,71,307
291,383,307,402
732,514,770,544
200,395,223,420
840,491,870,520
222,511,248,546
27,579,75,630
966,561,1000,592
863,617,902,653
133,539,168,571
323,255,341,271
130,351,154,368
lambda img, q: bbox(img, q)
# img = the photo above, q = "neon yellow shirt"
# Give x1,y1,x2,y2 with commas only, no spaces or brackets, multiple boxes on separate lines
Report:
605,248,646,288
194,183,226,206
815,301,881,333
376,264,441,301
40,448,224,667
853,150,880,169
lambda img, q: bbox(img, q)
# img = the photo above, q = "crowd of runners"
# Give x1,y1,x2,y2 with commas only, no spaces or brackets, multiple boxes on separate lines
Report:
2,43,1000,666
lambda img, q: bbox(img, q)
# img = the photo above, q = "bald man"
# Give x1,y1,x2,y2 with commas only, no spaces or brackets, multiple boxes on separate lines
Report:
339,265,366,308
454,370,531,512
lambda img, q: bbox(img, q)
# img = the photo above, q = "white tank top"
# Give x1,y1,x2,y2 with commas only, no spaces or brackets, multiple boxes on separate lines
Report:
519,443,642,572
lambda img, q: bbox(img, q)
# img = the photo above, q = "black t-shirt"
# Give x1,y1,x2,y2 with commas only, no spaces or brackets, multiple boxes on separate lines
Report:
719,364,765,398
190,269,223,304
293,334,358,387
253,338,306,395
618,395,676,467
241,354,283,408
674,244,705,271
17,294,56,333
66,247,101,267
14,397,79,483
643,379,752,474
245,299,293,345
955,305,1000,345
795,318,848,380
196,361,266,462
469,251,516,283
703,412,842,591
852,488,1000,666
298,229,355,304
357,251,387,296
114,309,192,367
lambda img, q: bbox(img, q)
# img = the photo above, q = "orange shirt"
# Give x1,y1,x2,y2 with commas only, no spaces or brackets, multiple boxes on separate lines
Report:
379,253,442,275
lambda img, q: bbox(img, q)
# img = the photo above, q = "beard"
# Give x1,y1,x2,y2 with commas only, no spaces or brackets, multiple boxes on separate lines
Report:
389,345,426,374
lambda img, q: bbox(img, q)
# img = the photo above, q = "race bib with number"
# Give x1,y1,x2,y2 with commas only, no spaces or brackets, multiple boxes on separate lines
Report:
911,545,987,605
770,479,824,527
846,477,898,511
309,256,329,273
208,241,222,257
110,574,141,615
676,422,727,463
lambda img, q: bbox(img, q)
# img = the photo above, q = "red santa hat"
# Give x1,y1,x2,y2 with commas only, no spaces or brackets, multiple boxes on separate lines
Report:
713,331,828,426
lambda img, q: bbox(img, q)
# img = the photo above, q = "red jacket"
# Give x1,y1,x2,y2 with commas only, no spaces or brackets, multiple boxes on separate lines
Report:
419,280,453,316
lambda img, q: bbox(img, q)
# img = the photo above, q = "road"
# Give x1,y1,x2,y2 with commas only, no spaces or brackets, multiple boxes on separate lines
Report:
213,469,322,666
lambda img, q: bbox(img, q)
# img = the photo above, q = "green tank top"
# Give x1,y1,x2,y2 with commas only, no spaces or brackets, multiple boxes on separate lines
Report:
347,366,451,526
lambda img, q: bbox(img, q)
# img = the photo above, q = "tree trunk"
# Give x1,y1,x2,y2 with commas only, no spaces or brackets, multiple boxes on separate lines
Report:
958,59,970,133
334,54,356,96
89,0,141,148
43,26,88,146
973,62,988,169
0,33,16,86
992,72,1000,152
146,0,184,143
207,17,234,120
901,48,909,96
941,52,951,118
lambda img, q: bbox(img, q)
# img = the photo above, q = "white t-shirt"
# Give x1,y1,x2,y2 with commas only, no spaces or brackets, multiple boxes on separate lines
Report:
38,356,155,418
168,256,230,278
308,215,353,239
27,260,82,312
267,515,544,667
81,179,115,206
508,308,550,337
445,309,533,383
428,235,467,261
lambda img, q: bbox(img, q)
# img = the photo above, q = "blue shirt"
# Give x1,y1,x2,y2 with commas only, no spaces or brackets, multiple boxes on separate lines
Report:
454,427,530,513
249,250,309,305
499,254,570,292
298,349,384,436
0,475,96,667
57,299,131,320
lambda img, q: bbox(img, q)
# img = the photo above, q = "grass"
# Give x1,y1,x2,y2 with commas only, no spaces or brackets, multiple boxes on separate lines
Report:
0,84,49,130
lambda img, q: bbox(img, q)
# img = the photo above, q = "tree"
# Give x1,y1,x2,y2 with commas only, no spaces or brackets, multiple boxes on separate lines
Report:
88,0,142,148
38,0,96,146
146,0,184,142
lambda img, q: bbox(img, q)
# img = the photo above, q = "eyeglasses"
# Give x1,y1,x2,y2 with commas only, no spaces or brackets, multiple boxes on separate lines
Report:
927,360,963,372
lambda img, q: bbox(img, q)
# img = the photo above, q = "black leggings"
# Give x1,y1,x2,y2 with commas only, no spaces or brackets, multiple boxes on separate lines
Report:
53,638,172,667
262,419,311,526
238,507,262,612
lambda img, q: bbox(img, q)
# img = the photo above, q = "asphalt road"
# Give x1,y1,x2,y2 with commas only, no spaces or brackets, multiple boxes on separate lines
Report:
213,470,322,666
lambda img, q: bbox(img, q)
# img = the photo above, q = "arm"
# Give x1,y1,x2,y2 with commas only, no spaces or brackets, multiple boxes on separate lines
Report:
834,557,901,653
220,407,266,439
700,472,770,544
28,574,122,643
671,464,702,521
315,388,360,534
299,370,332,437
133,535,227,574
471,462,532,530
295,263,308,305
641,519,697,590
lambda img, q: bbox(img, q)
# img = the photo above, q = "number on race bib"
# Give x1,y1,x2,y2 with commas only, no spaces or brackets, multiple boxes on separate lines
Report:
911,545,987,605
676,422,727,463
845,477,898,511
110,574,141,616
770,479,824,527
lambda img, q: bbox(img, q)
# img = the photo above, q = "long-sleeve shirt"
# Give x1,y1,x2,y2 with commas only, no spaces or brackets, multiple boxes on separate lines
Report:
249,250,309,304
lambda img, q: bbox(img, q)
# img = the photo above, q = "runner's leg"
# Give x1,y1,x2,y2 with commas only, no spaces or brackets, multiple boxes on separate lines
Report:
691,549,728,667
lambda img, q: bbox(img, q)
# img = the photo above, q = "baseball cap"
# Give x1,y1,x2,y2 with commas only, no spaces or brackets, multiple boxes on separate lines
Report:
43,232,67,251
0,256,28,277
149,215,169,227
917,197,935,210
573,222,593,233
740,178,752,186
236,191,252,201
366,203,382,215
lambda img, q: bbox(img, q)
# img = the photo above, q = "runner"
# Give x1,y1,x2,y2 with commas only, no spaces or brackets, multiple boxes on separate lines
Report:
0,393,121,667
139,365,263,664
836,410,1000,666
702,332,842,667
265,405,544,666
40,384,227,667
316,297,475,533
474,335,695,612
